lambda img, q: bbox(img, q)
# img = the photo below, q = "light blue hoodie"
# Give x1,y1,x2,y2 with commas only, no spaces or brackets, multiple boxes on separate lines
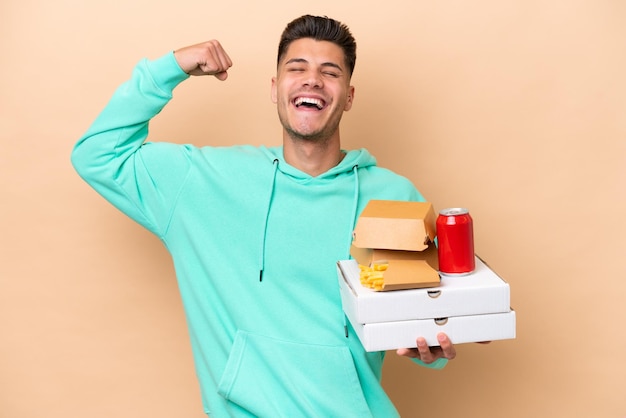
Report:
71,52,446,418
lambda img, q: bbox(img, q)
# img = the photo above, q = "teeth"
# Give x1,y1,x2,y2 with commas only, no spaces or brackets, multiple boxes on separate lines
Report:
295,97,323,109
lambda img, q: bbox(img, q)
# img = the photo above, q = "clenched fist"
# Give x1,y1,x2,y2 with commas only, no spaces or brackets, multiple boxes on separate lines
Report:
174,40,233,80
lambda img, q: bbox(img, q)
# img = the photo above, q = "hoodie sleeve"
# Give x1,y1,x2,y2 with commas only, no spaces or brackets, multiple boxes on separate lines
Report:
412,357,447,369
71,52,192,237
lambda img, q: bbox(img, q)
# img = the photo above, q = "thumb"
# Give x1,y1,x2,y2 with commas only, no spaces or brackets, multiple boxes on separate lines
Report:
214,71,229,81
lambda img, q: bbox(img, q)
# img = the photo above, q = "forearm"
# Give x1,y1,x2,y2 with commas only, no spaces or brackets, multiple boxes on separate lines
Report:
70,52,191,234
71,52,189,180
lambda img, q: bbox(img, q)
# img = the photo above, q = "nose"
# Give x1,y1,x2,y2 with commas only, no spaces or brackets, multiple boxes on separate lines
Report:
302,69,323,88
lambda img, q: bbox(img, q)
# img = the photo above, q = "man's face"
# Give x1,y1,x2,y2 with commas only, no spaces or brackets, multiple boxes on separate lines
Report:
271,38,354,143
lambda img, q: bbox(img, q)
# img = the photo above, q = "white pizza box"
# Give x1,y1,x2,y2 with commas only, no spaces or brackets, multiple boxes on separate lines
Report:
337,256,510,324
349,310,516,352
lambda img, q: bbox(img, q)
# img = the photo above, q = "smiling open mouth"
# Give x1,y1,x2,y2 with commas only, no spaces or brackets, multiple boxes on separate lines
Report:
294,97,325,110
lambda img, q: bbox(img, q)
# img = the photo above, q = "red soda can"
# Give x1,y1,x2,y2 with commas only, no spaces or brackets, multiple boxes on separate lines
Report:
436,208,475,275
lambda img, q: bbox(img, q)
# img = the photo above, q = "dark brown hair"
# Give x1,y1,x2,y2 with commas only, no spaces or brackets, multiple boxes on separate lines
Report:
277,15,357,77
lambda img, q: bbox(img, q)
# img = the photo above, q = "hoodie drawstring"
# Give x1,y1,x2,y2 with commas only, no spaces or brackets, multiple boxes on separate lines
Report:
259,159,279,282
347,164,360,258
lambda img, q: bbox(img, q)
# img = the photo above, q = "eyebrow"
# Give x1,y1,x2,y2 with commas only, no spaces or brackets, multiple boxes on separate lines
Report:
284,58,344,72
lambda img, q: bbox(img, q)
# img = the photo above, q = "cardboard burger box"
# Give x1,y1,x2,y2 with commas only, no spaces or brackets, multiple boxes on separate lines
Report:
350,200,440,289
339,199,515,351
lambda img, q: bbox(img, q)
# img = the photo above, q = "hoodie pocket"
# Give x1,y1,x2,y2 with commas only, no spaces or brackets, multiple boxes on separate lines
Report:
217,330,374,418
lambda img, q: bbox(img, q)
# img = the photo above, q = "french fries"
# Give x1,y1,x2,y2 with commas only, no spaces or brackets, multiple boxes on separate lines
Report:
359,262,389,291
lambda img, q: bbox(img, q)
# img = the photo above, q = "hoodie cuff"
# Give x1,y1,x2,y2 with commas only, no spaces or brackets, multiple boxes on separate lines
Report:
146,51,190,93
412,357,448,370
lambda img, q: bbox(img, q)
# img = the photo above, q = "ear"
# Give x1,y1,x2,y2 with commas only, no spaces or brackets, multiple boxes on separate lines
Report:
270,77,278,104
344,85,355,111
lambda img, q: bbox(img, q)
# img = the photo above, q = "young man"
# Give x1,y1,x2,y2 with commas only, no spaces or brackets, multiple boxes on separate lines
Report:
72,15,456,418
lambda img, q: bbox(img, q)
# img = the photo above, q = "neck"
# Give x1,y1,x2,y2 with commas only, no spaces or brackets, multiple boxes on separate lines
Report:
282,134,345,176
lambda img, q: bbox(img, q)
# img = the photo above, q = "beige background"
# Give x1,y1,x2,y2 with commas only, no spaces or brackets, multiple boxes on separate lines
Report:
2,0,625,417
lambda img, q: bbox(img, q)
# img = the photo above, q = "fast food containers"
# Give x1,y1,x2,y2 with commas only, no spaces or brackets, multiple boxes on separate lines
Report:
338,200,515,351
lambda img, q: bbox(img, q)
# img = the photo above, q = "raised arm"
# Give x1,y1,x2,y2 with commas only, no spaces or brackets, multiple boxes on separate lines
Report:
71,41,233,236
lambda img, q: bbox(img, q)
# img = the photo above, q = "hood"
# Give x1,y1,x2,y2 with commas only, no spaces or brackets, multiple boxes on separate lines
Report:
257,146,376,281
261,146,377,180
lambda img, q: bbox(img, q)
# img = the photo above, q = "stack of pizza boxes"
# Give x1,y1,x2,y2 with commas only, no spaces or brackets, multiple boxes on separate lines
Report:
337,200,515,351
